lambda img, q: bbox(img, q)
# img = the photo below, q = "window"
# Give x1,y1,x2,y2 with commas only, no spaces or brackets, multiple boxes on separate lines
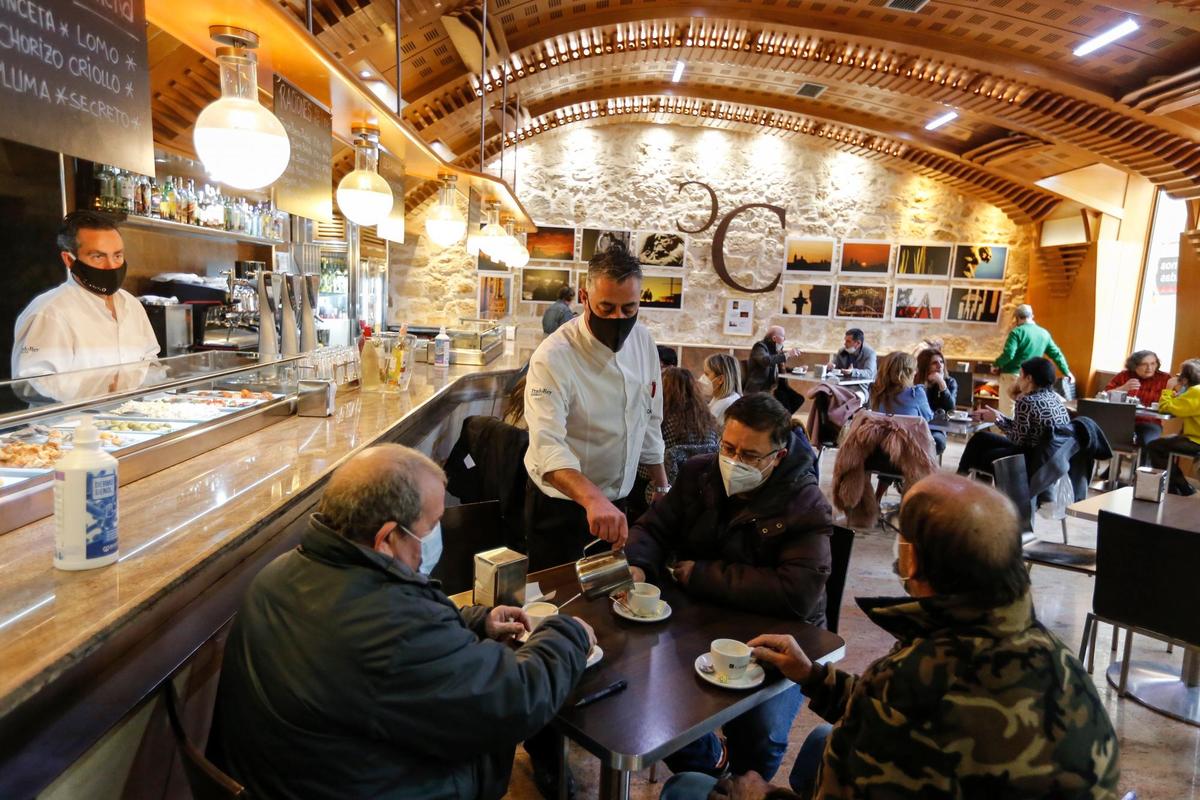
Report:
1132,191,1187,368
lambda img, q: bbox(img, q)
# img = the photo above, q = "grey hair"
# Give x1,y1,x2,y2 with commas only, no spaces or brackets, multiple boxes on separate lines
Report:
1014,304,1033,321
317,444,445,546
586,242,642,286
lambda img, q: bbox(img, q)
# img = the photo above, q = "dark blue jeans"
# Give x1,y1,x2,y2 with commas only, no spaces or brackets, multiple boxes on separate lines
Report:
662,684,804,780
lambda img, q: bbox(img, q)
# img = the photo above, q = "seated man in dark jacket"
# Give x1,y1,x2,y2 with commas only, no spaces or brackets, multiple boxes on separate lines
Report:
626,393,832,781
213,444,595,800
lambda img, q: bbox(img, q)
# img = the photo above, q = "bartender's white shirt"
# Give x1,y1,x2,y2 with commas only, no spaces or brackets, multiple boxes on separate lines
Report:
12,277,159,378
524,316,665,501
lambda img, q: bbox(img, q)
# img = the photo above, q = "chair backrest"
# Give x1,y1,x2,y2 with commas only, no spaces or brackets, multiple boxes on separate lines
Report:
163,682,246,799
990,453,1035,535
1076,398,1136,451
825,526,855,634
1095,510,1200,647
1055,376,1077,401
430,500,505,594
949,370,974,408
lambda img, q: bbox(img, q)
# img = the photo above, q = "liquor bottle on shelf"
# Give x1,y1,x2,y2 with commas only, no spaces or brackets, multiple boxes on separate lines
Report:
149,178,161,218
160,176,175,221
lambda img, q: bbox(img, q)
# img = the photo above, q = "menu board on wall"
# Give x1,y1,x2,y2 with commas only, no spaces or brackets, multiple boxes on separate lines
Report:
0,0,154,175
272,75,333,221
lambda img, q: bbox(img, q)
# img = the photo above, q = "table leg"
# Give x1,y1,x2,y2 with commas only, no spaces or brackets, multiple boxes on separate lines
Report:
1182,647,1200,687
598,766,631,800
558,734,570,800
1107,647,1200,727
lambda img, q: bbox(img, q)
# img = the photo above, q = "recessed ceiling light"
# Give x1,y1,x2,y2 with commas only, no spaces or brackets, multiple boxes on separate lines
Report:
1074,19,1139,57
924,110,958,131
672,61,685,83
359,70,372,78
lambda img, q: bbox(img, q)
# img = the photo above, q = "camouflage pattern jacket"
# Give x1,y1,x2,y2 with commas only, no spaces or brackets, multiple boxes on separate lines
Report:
803,591,1120,799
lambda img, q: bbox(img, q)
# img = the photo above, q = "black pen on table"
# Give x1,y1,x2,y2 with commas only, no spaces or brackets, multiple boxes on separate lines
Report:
573,680,628,708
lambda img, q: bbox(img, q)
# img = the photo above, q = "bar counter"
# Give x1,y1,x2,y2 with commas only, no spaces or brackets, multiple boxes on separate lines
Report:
0,347,527,795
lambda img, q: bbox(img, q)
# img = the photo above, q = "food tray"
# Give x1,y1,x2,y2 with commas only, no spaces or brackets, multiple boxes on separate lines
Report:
0,467,50,490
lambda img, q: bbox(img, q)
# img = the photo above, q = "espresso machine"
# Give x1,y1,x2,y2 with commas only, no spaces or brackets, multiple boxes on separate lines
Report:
279,274,300,357
297,274,320,352
257,271,281,357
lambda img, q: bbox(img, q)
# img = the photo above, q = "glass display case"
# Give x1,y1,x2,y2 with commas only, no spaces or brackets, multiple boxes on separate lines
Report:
403,319,505,365
0,352,301,536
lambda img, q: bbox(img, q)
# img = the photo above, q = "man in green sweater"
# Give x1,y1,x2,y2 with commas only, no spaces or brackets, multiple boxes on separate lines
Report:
992,304,1073,415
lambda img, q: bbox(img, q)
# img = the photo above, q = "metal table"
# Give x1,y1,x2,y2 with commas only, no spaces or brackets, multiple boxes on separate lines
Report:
1066,486,1199,524
1064,399,1173,422
928,417,994,436
782,372,871,389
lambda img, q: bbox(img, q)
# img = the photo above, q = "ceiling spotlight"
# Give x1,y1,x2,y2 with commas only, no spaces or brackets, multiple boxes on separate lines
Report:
924,110,958,131
672,61,685,83
1074,18,1139,57
359,69,371,78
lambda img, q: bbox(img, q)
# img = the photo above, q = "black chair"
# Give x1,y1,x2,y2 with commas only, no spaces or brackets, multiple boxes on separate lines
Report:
1076,399,1139,487
163,681,246,799
430,500,506,595
825,526,855,634
949,370,974,409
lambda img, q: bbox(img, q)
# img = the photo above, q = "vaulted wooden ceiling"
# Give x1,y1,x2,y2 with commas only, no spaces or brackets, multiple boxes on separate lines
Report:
154,0,1200,222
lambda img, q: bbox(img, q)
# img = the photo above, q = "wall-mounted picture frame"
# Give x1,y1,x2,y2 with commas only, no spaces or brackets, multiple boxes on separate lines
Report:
952,244,1008,280
895,243,952,279
477,274,512,320
784,238,836,274
834,282,889,320
477,249,508,272
947,286,1004,323
520,267,573,303
780,281,833,317
724,298,755,336
839,241,893,275
633,230,686,267
892,284,949,321
526,226,577,261
639,274,684,311
580,228,632,262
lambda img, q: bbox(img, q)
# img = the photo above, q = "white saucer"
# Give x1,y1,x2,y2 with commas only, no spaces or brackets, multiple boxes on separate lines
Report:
611,598,672,623
587,645,604,668
694,653,765,690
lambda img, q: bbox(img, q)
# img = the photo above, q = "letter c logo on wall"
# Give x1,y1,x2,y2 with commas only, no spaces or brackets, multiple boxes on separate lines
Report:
675,181,788,295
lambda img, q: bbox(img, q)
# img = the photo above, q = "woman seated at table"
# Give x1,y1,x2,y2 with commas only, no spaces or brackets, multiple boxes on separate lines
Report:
1145,358,1200,496
916,348,958,418
701,353,743,425
631,367,720,515
870,352,940,453
957,357,1069,476
1103,349,1172,448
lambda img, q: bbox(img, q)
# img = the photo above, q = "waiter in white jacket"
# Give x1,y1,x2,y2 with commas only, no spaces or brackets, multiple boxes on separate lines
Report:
523,243,668,571
12,210,159,379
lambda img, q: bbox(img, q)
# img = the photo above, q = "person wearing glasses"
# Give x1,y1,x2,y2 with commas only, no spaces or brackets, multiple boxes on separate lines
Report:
1103,349,1173,448
12,211,158,378
625,393,831,782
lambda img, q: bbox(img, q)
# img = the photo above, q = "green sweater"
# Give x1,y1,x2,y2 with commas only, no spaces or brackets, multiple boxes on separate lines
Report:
994,322,1069,375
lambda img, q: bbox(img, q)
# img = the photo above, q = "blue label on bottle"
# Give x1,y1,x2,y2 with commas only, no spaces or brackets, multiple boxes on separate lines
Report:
86,468,118,559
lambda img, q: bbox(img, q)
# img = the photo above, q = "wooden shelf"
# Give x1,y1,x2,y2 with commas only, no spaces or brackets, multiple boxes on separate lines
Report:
121,215,282,248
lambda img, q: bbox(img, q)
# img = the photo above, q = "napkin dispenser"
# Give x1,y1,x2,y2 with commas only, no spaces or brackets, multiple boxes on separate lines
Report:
1134,467,1167,503
474,547,528,606
297,379,336,417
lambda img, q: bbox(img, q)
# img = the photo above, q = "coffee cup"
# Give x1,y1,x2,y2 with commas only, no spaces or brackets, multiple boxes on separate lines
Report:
524,601,559,631
628,582,661,617
710,638,752,681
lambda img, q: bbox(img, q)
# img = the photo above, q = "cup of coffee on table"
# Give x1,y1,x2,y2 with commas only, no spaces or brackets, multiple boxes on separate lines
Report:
710,639,752,681
628,582,661,616
524,601,558,631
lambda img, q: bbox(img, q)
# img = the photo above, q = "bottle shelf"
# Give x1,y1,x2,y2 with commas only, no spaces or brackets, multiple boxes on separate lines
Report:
120,214,283,247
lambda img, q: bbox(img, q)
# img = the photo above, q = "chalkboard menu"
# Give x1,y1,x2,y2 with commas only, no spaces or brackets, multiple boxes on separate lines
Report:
0,0,154,175
272,75,332,221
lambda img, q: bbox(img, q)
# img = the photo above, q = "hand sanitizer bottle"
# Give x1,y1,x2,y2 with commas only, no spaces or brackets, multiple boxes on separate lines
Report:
434,326,452,368
54,415,119,570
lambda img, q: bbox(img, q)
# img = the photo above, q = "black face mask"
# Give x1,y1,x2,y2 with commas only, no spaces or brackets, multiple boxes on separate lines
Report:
69,256,126,296
587,305,638,353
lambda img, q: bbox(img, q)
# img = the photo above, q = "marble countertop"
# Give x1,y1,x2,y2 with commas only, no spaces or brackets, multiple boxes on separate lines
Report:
0,346,530,718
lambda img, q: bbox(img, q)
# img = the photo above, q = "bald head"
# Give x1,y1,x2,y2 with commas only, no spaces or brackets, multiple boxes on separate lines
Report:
766,325,785,345
318,444,445,546
898,473,1030,606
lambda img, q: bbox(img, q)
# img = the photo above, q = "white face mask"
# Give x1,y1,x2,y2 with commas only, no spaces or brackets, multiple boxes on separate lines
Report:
401,521,443,576
699,373,714,393
719,455,769,496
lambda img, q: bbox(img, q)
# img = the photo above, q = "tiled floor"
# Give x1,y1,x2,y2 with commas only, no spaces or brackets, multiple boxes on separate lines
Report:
504,440,1200,799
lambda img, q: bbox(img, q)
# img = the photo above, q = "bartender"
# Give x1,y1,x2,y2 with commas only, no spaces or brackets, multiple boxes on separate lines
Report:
523,243,667,571
12,210,159,378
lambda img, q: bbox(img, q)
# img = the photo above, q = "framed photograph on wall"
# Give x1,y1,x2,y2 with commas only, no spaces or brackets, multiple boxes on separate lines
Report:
895,243,952,279
947,286,1004,323
477,274,512,320
580,228,631,262
724,298,755,336
892,284,949,321
834,282,889,320
639,273,684,311
784,238,836,274
952,244,1008,280
838,241,892,275
526,226,577,261
780,281,833,317
633,230,686,267
477,249,508,272
520,267,573,303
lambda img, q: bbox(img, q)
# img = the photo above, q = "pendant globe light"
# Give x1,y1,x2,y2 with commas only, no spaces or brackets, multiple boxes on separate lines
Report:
337,125,394,226
499,219,529,267
475,202,509,260
193,27,291,190
424,174,467,247
506,225,530,268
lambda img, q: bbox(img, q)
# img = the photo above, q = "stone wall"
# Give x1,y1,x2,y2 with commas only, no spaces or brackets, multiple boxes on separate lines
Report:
390,122,1035,358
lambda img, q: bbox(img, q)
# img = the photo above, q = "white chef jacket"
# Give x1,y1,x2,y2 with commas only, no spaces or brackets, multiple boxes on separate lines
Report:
12,277,160,378
524,316,665,501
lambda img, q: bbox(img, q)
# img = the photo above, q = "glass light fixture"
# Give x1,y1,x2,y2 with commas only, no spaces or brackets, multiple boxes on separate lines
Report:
497,219,527,266
475,202,509,260
424,174,467,247
507,226,530,268
337,126,393,226
193,28,291,190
